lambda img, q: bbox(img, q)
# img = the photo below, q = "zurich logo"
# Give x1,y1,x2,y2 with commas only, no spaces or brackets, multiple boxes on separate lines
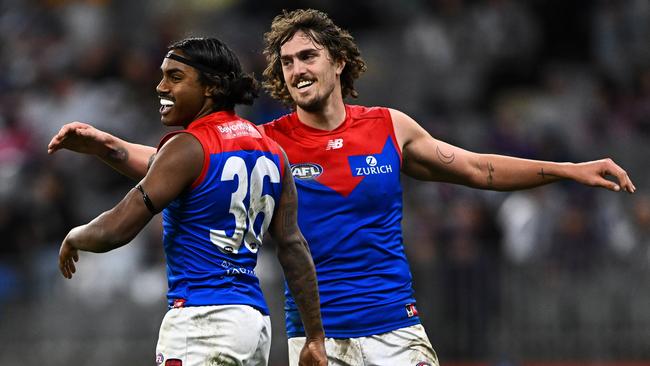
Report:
365,156,377,166
291,163,323,180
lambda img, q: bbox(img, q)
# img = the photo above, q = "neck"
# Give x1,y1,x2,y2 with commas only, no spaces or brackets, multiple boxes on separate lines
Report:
296,95,346,131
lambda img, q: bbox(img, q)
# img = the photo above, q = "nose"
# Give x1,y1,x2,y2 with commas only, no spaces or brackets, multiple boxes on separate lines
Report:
156,78,168,95
294,59,307,76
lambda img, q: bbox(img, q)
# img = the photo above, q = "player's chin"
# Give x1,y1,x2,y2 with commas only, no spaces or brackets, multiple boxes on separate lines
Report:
296,97,325,113
160,114,176,126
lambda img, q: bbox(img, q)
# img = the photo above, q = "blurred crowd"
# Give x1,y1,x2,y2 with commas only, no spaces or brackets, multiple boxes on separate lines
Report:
1,0,649,365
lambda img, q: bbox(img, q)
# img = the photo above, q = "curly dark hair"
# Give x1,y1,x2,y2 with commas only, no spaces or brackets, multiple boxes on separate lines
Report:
169,37,259,111
262,9,367,108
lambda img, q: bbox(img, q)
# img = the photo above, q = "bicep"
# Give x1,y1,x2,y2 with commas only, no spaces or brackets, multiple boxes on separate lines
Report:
391,108,480,184
137,133,204,212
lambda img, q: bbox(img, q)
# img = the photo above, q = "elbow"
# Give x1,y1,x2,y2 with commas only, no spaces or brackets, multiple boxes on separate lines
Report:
276,235,313,267
468,158,506,191
277,235,309,256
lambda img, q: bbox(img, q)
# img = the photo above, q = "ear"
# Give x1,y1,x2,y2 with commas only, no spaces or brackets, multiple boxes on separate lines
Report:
335,59,346,76
204,85,217,97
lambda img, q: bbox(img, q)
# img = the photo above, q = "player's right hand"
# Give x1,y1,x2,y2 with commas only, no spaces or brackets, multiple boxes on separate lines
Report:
298,337,327,366
47,122,111,156
58,238,79,279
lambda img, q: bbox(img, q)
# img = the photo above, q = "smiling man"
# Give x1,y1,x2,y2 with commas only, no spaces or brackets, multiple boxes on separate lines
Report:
259,9,634,366
49,10,635,366
52,37,326,366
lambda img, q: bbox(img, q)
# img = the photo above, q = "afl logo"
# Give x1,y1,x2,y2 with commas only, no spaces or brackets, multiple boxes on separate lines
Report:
291,163,323,180
365,156,377,166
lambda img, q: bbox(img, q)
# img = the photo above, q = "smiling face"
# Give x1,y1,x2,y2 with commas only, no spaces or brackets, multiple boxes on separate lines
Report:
156,51,215,127
279,30,345,112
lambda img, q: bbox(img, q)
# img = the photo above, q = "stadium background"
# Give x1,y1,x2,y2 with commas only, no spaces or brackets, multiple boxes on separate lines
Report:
1,0,649,365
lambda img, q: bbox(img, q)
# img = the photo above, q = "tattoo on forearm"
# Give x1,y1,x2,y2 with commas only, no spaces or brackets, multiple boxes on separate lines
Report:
538,168,560,180
107,147,128,163
436,146,455,164
276,168,321,335
486,162,495,187
281,243,321,335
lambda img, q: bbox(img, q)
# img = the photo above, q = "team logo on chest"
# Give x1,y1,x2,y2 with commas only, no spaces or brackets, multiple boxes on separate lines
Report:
291,163,323,180
349,154,394,176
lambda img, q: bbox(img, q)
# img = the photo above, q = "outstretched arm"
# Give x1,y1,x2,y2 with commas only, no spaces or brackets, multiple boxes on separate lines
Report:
47,122,157,180
392,109,636,193
58,133,203,279
270,150,326,366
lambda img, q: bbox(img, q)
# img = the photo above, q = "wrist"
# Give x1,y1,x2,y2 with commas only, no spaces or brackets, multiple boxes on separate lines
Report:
305,330,325,341
557,162,574,180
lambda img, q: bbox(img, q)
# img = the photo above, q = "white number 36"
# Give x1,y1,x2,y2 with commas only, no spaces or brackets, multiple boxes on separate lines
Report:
210,155,280,254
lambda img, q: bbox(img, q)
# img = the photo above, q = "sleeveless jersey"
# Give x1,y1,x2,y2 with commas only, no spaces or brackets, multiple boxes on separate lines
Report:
263,105,420,338
159,111,285,314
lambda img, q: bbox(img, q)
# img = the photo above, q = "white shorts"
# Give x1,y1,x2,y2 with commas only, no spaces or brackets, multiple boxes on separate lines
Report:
288,324,438,366
155,304,271,366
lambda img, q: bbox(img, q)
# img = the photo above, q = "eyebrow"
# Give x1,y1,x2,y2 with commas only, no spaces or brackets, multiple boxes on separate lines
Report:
161,66,183,73
280,48,320,60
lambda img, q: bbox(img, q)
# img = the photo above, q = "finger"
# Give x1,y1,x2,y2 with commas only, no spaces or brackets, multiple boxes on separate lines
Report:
48,127,75,153
66,259,76,278
620,173,636,194
47,135,65,153
58,261,67,278
609,168,636,194
58,254,66,271
73,251,79,262
47,142,65,154
59,251,76,278
60,260,71,279
596,177,620,192
68,259,77,274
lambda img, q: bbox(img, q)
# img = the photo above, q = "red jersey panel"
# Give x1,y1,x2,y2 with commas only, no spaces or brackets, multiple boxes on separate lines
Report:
263,105,419,338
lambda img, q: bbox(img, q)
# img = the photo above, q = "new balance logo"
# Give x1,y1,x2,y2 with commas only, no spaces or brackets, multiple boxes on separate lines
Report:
326,138,343,150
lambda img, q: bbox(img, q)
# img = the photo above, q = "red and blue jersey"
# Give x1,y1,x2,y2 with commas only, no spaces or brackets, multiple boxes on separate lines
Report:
159,111,285,314
263,105,420,338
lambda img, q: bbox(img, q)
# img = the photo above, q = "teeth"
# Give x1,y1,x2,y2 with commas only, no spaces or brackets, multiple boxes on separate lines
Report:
160,99,174,106
297,80,313,89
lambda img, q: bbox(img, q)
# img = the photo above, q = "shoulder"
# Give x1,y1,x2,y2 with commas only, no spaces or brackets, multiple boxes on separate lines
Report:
261,113,294,137
147,132,204,188
385,108,431,150
386,108,411,123
347,104,390,121
263,113,293,128
386,108,421,130
156,132,203,164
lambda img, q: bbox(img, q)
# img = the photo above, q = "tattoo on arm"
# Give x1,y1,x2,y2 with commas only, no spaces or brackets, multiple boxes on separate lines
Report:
274,165,322,336
486,162,495,187
106,147,128,163
436,146,455,164
538,168,560,180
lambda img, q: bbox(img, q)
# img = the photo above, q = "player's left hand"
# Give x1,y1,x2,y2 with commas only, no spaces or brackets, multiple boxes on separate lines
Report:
59,237,79,279
298,337,327,366
573,158,636,193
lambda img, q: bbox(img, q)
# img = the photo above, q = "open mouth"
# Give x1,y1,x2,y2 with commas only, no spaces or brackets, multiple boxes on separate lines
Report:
296,80,314,89
160,98,174,114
